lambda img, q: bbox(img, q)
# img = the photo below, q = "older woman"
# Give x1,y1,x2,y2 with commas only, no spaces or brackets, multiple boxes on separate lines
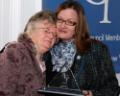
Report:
0,10,56,96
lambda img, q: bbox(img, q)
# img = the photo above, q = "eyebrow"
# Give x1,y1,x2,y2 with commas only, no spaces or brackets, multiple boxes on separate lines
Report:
35,27,56,30
57,17,77,21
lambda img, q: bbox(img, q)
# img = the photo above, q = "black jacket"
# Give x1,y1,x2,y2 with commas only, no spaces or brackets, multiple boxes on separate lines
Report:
45,41,120,96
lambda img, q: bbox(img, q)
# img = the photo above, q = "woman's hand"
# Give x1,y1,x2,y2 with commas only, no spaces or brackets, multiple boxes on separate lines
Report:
82,90,93,96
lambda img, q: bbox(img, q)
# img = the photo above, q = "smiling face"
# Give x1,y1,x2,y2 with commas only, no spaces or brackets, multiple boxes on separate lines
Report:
56,8,78,42
29,20,56,54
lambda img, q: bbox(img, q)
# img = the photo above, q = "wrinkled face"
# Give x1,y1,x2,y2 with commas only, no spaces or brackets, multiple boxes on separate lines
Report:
56,8,78,42
30,20,56,54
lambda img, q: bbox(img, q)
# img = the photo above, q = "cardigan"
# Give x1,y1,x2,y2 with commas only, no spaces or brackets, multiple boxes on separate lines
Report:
0,34,45,96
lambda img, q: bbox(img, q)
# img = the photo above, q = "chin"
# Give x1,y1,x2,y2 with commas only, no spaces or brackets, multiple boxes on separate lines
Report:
44,48,50,53
58,35,67,38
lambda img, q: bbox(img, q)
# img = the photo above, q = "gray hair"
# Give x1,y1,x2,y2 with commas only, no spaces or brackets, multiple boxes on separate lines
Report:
24,10,56,33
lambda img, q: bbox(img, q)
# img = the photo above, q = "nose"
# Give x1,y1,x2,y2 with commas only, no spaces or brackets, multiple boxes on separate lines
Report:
59,22,67,28
61,24,66,28
49,32,54,38
47,27,56,39
47,32,56,45
48,31,55,39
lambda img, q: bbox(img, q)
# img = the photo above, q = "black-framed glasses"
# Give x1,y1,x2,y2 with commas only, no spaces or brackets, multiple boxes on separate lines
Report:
57,18,77,26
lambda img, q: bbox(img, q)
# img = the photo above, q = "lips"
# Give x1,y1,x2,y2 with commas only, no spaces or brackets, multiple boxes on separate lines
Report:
58,29,67,33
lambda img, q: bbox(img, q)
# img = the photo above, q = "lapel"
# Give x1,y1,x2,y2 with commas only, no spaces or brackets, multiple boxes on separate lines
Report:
72,52,84,74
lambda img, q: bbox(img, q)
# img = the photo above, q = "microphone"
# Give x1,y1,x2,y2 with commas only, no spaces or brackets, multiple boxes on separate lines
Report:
47,55,82,91
64,63,80,90
47,63,68,87
64,55,82,89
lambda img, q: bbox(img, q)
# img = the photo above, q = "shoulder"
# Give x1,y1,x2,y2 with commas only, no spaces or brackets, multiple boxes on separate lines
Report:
3,41,26,53
85,39,110,56
0,42,21,67
90,39,108,51
0,42,26,61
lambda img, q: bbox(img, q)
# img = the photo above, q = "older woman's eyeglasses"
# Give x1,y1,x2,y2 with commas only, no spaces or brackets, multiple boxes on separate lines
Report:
57,18,77,26
35,27,56,37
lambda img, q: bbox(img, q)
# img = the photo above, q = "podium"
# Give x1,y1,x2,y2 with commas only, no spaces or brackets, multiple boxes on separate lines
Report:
37,87,83,96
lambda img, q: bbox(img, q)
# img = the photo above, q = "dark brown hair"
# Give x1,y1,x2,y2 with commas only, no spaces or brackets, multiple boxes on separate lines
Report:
56,0,91,53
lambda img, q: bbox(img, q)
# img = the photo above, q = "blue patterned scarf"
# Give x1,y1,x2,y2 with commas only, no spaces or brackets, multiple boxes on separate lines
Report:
50,40,76,72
